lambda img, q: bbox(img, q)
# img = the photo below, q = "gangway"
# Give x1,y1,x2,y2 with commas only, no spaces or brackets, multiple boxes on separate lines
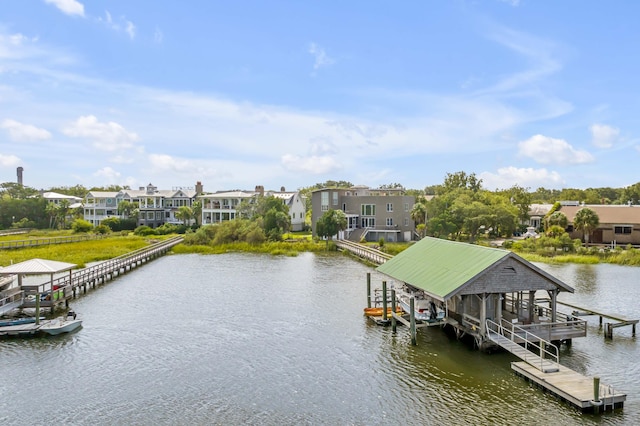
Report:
486,319,559,373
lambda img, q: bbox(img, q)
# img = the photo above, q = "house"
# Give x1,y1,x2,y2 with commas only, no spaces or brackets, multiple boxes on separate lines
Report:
377,237,586,349
41,192,83,209
83,191,120,225
311,186,415,242
199,188,259,225
267,187,306,231
559,204,640,245
83,182,203,227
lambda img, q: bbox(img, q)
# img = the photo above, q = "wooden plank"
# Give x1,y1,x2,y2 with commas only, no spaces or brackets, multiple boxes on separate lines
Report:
512,361,626,411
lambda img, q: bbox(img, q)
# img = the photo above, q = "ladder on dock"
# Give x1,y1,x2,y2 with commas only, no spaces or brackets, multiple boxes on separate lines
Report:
486,319,559,373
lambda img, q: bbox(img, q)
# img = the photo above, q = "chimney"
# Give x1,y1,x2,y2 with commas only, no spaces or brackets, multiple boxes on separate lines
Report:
195,181,203,195
17,167,23,185
255,185,264,196
281,186,286,192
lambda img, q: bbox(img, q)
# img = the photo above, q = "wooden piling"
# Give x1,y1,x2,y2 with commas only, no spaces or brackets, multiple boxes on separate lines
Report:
382,281,388,321
410,297,416,345
391,289,397,333
366,273,371,309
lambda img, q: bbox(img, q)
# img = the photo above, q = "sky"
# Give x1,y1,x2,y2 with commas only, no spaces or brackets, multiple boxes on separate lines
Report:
1,0,640,193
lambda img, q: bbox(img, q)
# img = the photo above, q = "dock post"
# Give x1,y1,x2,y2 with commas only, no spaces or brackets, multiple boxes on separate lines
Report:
35,294,40,325
391,289,397,333
366,273,371,309
382,281,388,321
593,376,601,413
605,323,613,339
410,297,417,345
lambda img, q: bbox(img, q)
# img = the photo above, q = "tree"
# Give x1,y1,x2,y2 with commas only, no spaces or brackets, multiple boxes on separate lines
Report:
192,200,202,226
57,199,71,229
117,200,139,219
410,199,427,226
45,202,59,229
573,208,599,246
0,182,39,199
175,206,194,226
316,209,347,245
547,211,568,229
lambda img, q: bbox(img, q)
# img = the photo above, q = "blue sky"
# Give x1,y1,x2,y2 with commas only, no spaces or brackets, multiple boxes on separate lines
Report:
1,0,639,193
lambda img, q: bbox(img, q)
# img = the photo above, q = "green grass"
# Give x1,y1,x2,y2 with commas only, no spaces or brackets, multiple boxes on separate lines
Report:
0,235,152,268
174,240,328,256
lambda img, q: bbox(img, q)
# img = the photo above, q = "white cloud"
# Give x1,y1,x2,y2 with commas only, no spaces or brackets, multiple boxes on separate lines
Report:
93,166,121,181
1,119,52,141
518,134,594,165
63,115,140,152
98,11,136,40
0,153,21,167
480,166,565,190
281,154,342,174
590,123,619,148
308,43,334,71
44,0,85,17
154,27,164,44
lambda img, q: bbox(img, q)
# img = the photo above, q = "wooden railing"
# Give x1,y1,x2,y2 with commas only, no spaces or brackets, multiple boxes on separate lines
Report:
334,239,393,265
0,234,107,250
22,236,184,295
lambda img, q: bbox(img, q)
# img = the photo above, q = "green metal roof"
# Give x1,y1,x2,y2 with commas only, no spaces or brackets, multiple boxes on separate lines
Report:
376,237,510,300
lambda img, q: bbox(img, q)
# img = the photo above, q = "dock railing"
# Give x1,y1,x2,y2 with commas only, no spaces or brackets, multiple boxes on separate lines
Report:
22,236,183,295
0,234,106,250
334,239,393,265
486,318,560,373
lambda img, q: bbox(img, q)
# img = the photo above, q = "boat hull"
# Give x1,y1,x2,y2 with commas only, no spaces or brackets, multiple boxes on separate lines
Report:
39,319,82,335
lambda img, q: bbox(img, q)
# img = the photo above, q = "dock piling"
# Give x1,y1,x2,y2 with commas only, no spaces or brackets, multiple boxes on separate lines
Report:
410,297,416,345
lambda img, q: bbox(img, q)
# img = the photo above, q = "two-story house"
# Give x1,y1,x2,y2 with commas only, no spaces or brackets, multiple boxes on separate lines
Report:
311,186,416,242
267,187,307,232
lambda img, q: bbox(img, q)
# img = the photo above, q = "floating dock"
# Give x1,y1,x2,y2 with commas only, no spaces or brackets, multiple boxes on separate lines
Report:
512,361,626,412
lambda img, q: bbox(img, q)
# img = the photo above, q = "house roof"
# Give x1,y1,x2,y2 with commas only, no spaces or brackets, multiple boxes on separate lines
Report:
560,204,640,224
376,237,572,300
0,258,76,275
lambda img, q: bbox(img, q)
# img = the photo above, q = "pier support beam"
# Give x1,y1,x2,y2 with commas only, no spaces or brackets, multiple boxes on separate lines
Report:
410,297,416,345
366,273,371,309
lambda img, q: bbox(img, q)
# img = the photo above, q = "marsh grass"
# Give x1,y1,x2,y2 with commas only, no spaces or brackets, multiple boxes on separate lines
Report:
0,235,151,267
174,240,327,256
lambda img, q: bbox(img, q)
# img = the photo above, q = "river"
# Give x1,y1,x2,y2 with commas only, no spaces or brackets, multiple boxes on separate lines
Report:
0,253,637,425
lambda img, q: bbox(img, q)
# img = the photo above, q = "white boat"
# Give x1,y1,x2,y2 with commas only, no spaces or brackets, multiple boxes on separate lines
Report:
38,318,83,335
396,285,445,322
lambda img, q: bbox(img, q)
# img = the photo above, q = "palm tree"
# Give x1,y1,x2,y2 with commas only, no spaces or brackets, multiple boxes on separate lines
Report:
573,208,599,247
176,206,193,226
45,202,59,229
191,200,202,226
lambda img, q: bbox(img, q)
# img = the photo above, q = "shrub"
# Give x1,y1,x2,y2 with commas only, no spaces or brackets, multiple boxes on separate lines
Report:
71,219,93,233
134,225,156,236
94,224,111,235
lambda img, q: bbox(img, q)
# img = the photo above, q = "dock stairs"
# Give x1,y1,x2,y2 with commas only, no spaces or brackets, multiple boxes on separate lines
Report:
486,319,559,373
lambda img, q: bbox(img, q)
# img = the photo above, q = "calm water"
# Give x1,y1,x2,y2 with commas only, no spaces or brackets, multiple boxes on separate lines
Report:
0,253,637,425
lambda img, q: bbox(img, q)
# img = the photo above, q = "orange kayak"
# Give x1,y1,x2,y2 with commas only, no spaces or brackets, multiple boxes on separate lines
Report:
363,307,404,317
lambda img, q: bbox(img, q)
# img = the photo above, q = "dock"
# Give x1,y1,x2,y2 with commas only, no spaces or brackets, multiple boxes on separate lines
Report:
512,362,625,412
538,298,638,339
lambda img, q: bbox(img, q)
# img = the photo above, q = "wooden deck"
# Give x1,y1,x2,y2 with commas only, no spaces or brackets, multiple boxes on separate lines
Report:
512,361,626,412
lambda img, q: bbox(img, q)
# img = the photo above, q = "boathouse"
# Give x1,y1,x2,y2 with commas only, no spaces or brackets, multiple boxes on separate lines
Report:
376,237,587,349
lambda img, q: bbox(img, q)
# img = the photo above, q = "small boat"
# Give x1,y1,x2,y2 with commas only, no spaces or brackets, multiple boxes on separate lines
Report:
38,318,82,336
363,306,404,317
0,317,43,327
396,285,445,323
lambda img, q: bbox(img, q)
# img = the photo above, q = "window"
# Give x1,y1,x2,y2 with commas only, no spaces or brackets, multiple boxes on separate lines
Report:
361,204,376,216
332,192,338,206
321,192,329,212
614,225,632,234
386,203,393,212
147,212,154,220
386,217,393,226
361,217,375,228
404,203,409,212
404,218,409,226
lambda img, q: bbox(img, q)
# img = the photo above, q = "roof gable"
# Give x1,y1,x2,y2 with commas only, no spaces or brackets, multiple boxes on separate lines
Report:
376,237,573,299
377,237,509,299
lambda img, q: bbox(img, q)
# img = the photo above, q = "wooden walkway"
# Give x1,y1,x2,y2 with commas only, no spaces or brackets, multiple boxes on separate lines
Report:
512,362,626,412
20,236,184,311
0,234,106,250
555,299,638,339
335,239,392,265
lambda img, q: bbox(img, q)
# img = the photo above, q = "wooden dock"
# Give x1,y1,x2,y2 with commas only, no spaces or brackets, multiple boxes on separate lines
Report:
537,298,638,339
512,361,625,412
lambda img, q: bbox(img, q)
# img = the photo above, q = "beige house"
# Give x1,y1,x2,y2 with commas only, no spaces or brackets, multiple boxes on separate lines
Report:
560,204,640,245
